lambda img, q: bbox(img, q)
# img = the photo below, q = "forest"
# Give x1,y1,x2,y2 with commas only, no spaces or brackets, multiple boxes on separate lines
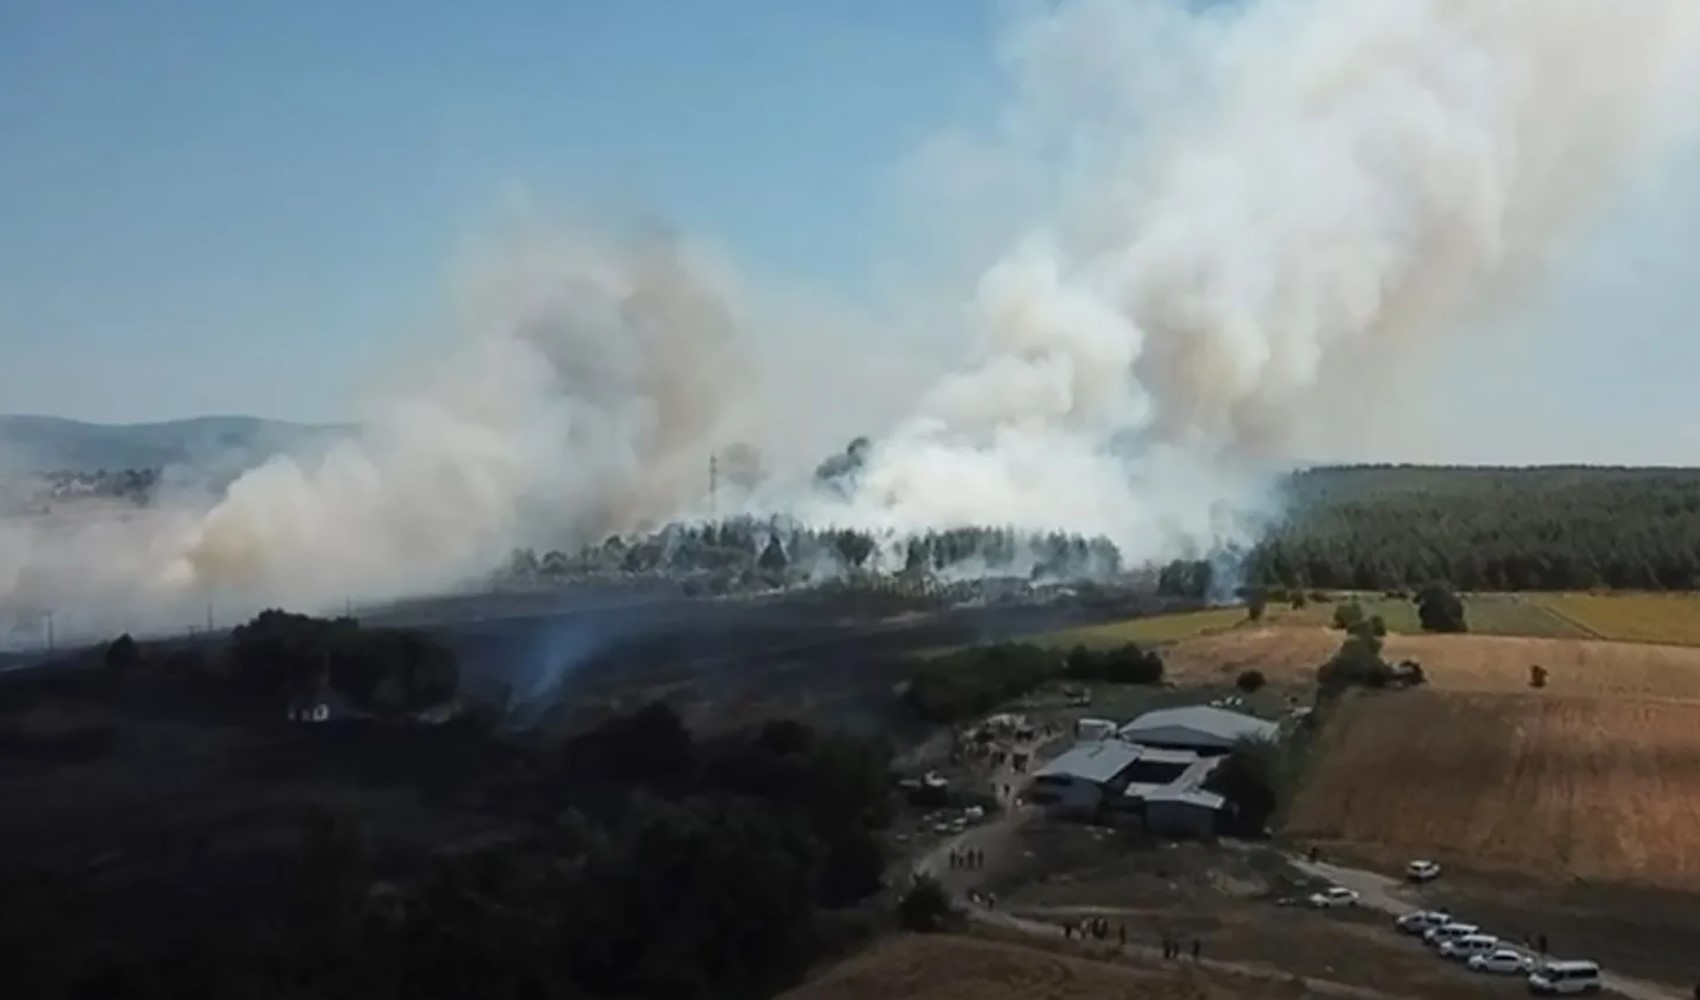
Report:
1242,465,1700,592
496,465,1700,596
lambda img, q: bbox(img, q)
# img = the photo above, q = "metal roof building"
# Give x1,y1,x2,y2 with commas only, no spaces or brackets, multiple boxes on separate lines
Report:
1033,740,1145,784
1117,705,1278,753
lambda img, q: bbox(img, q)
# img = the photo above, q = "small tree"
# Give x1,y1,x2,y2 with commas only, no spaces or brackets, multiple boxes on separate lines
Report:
1236,669,1267,693
104,634,141,673
1204,741,1279,835
1416,582,1468,633
899,875,953,932
1331,602,1365,632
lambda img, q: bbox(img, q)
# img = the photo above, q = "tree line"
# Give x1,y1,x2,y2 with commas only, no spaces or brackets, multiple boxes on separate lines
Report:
501,519,1124,593
2,703,898,1000
1242,465,1700,592
101,609,460,718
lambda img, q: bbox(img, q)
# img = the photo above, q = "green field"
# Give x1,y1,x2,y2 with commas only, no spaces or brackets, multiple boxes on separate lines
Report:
1286,593,1585,638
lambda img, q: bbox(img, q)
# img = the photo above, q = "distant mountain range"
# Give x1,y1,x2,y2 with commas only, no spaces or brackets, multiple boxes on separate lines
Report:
0,415,353,477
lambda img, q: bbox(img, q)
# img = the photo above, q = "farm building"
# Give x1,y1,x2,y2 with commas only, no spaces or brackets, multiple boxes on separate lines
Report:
1029,741,1233,837
1143,789,1227,838
1028,741,1143,818
1117,705,1277,754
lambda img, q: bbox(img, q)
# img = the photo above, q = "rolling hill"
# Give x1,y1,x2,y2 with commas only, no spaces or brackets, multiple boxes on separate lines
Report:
0,414,351,476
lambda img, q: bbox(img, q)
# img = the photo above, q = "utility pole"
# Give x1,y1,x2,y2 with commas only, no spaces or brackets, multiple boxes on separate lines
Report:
43,611,54,652
206,601,214,634
709,452,719,518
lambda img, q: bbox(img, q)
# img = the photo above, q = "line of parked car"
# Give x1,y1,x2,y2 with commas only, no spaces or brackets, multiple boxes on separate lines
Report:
1301,859,1601,995
1394,909,1601,994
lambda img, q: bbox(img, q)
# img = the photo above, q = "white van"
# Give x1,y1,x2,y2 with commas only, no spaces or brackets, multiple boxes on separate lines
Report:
1527,960,1602,995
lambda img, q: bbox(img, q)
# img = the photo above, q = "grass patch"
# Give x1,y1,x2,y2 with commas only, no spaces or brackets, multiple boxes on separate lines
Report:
1285,593,1583,638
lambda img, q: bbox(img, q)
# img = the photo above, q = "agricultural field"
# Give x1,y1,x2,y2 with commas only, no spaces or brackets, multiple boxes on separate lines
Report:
1164,626,1700,699
1029,607,1250,650
1282,593,1585,638
1286,690,1700,888
1532,592,1700,646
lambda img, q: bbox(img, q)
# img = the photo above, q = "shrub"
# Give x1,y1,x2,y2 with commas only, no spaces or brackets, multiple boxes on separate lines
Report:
1416,582,1468,633
1065,643,1165,686
1331,602,1365,631
905,644,1062,723
898,875,953,932
1235,669,1267,693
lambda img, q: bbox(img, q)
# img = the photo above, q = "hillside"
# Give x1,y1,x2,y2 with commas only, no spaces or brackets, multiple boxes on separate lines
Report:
0,415,351,476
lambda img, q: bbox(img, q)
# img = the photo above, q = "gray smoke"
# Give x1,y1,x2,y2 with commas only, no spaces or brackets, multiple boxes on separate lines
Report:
803,0,1700,555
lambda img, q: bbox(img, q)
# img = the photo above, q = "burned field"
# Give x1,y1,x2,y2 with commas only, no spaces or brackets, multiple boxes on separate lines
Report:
0,585,1152,949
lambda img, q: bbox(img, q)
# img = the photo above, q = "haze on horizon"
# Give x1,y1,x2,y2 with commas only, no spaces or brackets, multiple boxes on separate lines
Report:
6,0,1700,641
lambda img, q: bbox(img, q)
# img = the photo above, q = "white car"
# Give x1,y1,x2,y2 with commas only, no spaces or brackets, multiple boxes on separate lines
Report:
1394,909,1451,935
1440,933,1499,960
1423,922,1480,948
1307,886,1359,908
1406,859,1441,882
1467,948,1534,975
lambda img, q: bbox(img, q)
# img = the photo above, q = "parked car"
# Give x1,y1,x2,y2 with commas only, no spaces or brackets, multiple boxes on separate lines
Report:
1423,922,1481,948
1307,886,1359,908
1467,948,1534,975
1395,910,1452,935
1527,959,1602,995
1440,933,1500,961
1406,859,1442,882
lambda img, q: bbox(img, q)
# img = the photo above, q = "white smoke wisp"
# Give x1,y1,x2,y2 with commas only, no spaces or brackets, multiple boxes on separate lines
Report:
159,222,753,611
810,0,1700,557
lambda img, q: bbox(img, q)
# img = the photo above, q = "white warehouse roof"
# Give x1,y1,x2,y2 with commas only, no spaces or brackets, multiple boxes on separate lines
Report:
1119,705,1278,746
1034,740,1144,784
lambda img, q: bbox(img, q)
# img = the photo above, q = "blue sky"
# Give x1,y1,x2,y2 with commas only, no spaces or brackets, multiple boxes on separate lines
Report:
0,0,997,423
5,1,1700,463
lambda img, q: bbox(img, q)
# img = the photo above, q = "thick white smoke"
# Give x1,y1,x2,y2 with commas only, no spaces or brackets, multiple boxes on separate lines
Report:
7,0,1700,641
158,222,753,610
806,0,1700,555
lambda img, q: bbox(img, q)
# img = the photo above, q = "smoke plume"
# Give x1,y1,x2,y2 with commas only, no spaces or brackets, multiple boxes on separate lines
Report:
6,0,1700,641
811,0,1700,554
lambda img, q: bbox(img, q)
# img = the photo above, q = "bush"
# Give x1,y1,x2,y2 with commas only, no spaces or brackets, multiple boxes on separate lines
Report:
1331,602,1365,631
1416,582,1468,633
898,875,953,932
905,644,1062,723
103,634,141,673
1235,669,1267,693
1204,741,1279,834
1064,643,1164,686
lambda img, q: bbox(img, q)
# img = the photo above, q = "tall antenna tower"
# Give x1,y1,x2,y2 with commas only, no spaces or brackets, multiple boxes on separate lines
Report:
709,452,719,518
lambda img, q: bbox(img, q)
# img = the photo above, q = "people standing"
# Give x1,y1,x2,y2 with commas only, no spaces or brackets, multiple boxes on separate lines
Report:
1192,938,1202,961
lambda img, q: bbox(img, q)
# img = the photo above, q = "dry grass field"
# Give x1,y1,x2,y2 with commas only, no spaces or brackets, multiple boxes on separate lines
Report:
1287,690,1700,888
777,933,1304,1000
1164,626,1700,698
1030,607,1251,650
1532,592,1700,645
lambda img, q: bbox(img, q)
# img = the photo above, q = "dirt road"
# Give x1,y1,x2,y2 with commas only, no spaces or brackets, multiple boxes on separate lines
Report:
1288,856,1683,1000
